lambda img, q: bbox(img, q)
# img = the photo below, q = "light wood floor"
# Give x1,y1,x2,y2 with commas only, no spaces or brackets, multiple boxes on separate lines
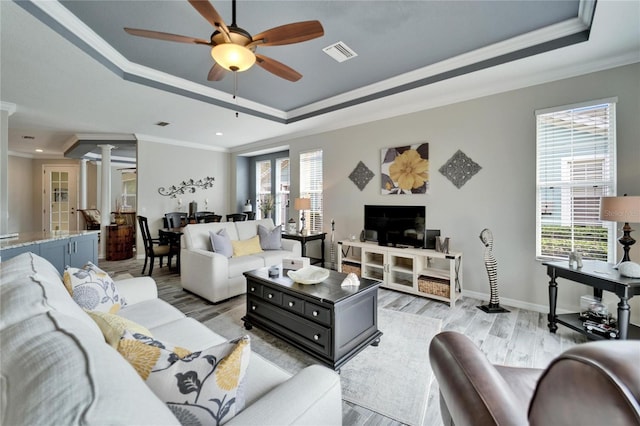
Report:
101,257,586,426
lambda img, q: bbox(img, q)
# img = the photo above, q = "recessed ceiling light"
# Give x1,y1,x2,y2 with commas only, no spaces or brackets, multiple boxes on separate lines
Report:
216,132,223,136
156,121,170,127
35,149,43,153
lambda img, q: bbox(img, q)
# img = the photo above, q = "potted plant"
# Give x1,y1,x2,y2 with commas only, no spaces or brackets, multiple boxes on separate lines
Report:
260,195,274,218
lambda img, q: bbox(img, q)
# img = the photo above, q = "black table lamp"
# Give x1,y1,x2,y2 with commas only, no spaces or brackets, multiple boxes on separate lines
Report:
600,195,640,264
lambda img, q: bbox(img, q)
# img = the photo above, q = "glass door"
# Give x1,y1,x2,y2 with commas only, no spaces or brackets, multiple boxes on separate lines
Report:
256,160,272,219
275,157,290,226
43,165,78,233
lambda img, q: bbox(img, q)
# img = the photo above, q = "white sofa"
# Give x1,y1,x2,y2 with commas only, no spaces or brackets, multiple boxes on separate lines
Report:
180,219,301,303
0,252,342,425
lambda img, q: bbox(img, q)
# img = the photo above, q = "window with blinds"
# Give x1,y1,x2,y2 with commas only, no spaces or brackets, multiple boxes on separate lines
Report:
300,149,323,233
535,98,617,262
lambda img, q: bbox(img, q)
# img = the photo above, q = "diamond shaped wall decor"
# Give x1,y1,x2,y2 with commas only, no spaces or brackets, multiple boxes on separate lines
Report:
349,161,374,191
439,150,481,189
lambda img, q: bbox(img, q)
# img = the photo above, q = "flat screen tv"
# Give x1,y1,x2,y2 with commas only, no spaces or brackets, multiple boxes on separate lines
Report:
364,205,426,248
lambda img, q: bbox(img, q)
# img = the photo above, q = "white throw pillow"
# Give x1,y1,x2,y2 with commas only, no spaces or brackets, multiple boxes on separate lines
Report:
63,262,126,313
118,331,251,425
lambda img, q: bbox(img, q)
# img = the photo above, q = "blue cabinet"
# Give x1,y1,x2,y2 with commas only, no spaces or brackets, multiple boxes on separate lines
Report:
1,232,98,274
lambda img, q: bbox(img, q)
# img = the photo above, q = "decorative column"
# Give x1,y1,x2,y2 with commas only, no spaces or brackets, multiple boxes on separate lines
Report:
98,145,115,258
79,159,88,210
0,103,16,236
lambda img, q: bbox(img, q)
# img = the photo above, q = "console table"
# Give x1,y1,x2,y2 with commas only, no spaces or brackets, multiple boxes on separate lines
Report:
544,260,640,340
281,232,326,267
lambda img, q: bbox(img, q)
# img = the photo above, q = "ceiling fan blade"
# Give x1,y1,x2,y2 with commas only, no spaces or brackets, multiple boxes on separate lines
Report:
255,54,302,82
188,0,230,37
124,28,212,45
207,63,227,81
251,21,324,47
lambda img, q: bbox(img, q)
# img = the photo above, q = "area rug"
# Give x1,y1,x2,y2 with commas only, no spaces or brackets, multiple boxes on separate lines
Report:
204,306,441,426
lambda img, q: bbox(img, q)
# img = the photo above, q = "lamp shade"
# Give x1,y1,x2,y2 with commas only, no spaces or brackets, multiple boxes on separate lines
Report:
294,198,311,210
600,196,640,223
210,44,256,72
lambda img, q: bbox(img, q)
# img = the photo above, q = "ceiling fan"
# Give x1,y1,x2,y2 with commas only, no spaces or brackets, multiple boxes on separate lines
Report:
124,0,324,82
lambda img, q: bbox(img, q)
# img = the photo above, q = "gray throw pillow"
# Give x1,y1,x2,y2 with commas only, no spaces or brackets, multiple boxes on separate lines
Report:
209,228,233,258
258,224,282,250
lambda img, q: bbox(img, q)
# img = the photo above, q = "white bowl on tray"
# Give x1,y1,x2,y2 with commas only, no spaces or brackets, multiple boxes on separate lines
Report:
287,266,330,284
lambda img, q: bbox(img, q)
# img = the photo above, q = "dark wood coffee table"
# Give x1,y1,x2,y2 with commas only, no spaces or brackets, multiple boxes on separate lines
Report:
242,267,382,371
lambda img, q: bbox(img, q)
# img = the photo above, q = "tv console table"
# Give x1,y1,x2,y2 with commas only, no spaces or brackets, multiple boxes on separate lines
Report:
544,260,640,340
337,240,463,307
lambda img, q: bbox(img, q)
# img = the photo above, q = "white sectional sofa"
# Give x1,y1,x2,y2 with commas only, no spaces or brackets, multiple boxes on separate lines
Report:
0,252,342,425
180,219,301,303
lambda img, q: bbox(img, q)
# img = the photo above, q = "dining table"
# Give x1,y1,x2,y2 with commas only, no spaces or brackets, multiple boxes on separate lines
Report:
158,227,184,272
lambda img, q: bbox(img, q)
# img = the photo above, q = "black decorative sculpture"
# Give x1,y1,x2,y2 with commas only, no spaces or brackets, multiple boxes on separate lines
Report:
477,228,509,313
158,176,215,198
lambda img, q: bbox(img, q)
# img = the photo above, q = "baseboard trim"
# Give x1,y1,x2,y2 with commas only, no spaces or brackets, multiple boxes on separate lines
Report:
462,289,573,315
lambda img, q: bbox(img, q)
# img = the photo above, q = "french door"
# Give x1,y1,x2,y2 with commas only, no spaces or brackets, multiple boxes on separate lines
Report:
42,165,79,233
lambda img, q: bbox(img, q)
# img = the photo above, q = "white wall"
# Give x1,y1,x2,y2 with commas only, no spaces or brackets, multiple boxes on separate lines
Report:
235,63,640,322
136,138,230,251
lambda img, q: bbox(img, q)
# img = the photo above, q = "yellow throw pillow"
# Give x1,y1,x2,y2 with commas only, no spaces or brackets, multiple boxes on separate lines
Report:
85,310,152,348
231,235,263,257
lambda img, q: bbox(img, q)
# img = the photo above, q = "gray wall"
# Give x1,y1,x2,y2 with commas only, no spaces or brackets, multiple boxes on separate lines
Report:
234,63,640,321
136,138,230,249
6,155,33,233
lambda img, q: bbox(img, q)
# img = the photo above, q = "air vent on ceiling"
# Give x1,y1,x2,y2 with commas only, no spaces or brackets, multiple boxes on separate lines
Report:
323,41,357,63
156,121,170,127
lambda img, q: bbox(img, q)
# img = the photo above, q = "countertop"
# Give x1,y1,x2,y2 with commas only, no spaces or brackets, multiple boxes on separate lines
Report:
0,230,100,250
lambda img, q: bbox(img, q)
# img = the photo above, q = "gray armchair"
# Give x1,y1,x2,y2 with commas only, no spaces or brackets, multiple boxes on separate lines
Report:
429,331,640,426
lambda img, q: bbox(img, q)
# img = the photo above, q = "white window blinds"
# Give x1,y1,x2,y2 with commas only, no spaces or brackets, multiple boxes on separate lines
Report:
300,149,323,233
535,98,617,262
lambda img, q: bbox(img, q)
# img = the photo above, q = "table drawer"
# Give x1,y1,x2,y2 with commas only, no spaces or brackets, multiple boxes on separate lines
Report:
261,286,283,305
249,299,331,357
304,302,331,326
282,293,305,314
247,282,262,298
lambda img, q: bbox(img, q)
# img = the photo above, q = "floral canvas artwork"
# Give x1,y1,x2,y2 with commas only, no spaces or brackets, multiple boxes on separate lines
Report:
381,143,429,194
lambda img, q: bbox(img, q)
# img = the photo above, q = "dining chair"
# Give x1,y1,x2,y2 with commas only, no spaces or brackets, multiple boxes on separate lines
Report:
165,212,187,228
137,215,175,276
79,209,101,230
194,211,215,223
226,213,248,222
203,214,223,223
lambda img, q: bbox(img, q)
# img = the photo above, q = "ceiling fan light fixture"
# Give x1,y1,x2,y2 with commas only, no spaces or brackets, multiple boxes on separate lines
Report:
211,44,256,72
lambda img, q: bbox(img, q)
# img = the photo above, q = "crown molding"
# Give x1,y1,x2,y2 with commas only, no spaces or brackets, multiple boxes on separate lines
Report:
134,133,229,153
0,102,17,116
21,0,599,125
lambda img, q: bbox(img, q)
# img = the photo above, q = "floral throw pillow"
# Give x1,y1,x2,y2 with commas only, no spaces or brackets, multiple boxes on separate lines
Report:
63,262,126,313
118,331,251,425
